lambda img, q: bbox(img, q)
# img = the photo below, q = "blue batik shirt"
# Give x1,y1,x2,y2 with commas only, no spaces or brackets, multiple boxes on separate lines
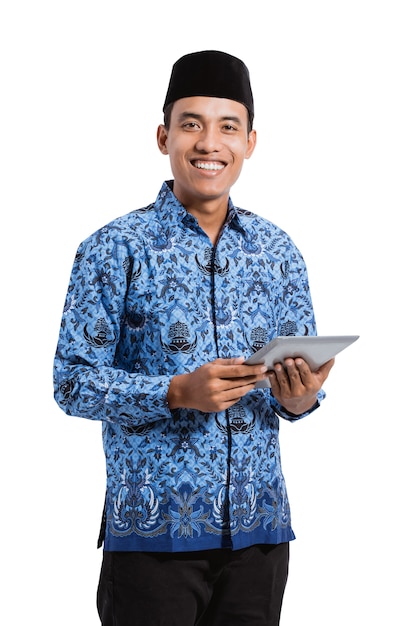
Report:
54,181,324,552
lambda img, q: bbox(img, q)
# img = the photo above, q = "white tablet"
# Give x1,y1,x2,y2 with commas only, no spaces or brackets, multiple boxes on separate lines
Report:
245,335,359,388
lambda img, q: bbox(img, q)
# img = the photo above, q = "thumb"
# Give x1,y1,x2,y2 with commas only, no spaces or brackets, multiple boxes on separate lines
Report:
218,356,245,366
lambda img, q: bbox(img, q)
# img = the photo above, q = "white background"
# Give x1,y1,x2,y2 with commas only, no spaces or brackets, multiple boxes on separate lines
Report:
1,1,416,624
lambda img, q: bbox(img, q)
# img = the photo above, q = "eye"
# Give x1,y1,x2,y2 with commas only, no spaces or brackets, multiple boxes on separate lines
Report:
182,121,200,130
222,123,238,132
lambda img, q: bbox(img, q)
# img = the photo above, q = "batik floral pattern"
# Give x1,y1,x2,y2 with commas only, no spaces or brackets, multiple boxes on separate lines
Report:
54,181,323,552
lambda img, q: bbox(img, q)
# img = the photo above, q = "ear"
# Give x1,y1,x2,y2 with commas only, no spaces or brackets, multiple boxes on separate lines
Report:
245,129,257,160
157,124,169,155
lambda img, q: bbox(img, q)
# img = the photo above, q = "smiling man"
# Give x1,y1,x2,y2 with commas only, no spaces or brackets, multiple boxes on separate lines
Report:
54,50,334,625
157,95,256,243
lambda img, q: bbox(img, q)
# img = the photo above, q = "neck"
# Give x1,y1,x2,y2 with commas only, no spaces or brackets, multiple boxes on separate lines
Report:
189,202,227,244
173,186,229,245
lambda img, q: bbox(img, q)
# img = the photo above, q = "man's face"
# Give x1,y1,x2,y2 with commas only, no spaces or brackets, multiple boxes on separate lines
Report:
157,96,256,209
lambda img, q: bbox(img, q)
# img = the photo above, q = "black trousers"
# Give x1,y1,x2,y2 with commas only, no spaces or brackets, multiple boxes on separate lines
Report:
97,543,289,626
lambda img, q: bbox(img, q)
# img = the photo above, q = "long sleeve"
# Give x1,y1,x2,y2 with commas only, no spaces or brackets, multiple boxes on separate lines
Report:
53,230,173,427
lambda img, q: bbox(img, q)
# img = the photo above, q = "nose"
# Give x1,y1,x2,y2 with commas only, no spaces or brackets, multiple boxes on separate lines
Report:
195,126,222,153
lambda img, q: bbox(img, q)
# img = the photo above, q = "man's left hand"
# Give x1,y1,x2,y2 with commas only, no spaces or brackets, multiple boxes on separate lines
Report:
268,357,335,416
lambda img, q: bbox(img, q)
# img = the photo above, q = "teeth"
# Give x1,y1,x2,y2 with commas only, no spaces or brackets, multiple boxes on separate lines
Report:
194,162,224,171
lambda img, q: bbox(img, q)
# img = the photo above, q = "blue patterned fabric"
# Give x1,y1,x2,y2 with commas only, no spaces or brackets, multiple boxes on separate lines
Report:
54,181,324,552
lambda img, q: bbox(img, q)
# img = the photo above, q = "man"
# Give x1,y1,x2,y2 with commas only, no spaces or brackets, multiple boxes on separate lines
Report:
54,50,334,625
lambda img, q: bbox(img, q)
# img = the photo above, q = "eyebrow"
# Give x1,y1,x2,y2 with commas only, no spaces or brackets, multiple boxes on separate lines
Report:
178,112,243,125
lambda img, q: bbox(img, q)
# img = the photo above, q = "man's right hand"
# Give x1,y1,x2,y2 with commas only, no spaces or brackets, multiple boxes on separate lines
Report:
167,357,268,413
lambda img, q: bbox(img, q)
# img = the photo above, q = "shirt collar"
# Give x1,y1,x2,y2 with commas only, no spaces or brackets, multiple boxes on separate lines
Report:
154,180,247,236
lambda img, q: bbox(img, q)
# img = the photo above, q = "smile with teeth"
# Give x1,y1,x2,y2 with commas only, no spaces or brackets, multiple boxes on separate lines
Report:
193,160,225,171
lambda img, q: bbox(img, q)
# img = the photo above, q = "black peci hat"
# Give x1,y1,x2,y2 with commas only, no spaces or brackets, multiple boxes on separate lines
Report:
163,50,254,120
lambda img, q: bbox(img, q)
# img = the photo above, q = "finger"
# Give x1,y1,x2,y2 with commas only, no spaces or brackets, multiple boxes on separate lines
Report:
219,381,259,405
267,370,279,393
273,363,290,392
218,357,245,366
220,363,268,380
279,359,304,391
221,372,268,393
293,358,313,385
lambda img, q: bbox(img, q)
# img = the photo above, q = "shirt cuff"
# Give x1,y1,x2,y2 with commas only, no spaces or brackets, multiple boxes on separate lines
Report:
271,389,325,422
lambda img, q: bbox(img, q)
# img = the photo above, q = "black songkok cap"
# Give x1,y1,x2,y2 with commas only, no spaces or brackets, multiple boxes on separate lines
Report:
163,50,254,119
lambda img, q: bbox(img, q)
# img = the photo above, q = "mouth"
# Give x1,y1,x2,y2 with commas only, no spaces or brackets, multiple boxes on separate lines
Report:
191,160,226,171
